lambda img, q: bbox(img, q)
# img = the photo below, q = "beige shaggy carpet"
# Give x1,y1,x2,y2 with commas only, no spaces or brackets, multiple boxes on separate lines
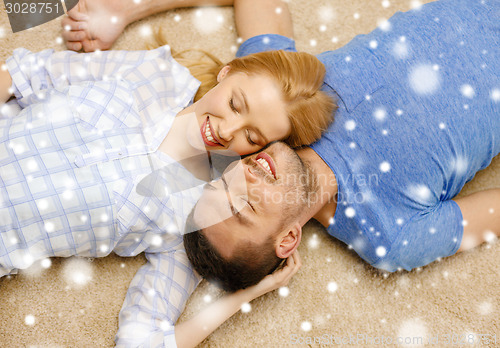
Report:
0,0,498,347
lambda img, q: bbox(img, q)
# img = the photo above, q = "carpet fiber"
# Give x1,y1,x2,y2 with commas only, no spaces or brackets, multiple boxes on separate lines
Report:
0,0,498,347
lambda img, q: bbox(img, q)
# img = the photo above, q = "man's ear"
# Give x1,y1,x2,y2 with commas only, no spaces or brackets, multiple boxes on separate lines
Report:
275,222,302,259
217,65,231,83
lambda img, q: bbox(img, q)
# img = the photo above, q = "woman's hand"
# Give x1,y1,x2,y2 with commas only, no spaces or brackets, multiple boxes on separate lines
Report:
243,250,302,300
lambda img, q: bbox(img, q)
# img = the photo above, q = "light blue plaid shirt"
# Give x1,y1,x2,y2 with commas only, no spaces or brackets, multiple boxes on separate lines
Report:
2,46,203,347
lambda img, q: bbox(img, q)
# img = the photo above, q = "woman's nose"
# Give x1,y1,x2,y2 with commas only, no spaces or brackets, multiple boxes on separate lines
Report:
218,119,244,143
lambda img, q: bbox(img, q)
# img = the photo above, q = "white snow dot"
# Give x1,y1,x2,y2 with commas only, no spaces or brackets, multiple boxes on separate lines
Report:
151,235,163,247
308,235,320,249
376,246,387,257
262,36,270,44
160,320,171,331
369,40,378,49
403,240,408,246
429,227,436,234
328,217,335,225
408,184,432,203
140,25,152,37
409,64,441,95
64,25,71,32
301,321,312,331
379,161,391,173
27,160,38,171
241,303,251,313
382,0,390,7
345,207,356,218
349,142,356,149
318,6,335,22
490,88,500,102
64,258,92,286
62,190,73,200
378,19,391,31
396,218,404,225
327,281,338,293
319,25,327,32
43,221,55,232
478,301,493,315
374,107,387,121
25,315,36,326
411,0,423,9
462,219,468,227
309,39,317,47
38,199,49,211
193,8,225,35
382,129,388,136
345,120,356,131
393,42,409,59
460,84,475,98
56,37,63,45
99,244,109,253
484,230,497,243
345,56,352,62
203,295,212,303
331,37,339,43
111,16,118,24
275,7,282,14
439,122,446,129
41,258,52,269
133,0,141,3
80,215,88,222
279,287,290,297
353,13,360,19
174,14,181,22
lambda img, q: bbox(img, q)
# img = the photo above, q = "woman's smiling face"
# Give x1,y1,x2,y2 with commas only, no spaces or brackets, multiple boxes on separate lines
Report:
193,66,291,156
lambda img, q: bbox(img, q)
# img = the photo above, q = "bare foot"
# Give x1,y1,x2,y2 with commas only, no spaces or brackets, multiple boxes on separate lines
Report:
61,0,130,52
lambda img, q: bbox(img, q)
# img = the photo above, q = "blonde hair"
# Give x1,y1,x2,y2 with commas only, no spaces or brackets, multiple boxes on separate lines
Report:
151,31,337,148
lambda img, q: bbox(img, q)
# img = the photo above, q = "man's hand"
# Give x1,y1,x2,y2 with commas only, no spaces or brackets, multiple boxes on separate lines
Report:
61,0,129,52
243,250,302,300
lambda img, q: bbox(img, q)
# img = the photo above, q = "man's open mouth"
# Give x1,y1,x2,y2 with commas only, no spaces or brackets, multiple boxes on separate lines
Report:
255,152,276,179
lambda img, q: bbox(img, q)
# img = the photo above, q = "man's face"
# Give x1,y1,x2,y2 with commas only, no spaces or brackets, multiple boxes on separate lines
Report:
192,142,313,259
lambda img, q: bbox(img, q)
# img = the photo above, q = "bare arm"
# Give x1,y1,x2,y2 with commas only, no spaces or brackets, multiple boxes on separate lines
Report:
453,188,500,252
0,64,13,104
234,0,293,41
175,250,301,348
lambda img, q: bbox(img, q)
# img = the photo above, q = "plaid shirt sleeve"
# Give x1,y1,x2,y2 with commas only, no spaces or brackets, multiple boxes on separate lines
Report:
115,249,202,348
5,47,175,108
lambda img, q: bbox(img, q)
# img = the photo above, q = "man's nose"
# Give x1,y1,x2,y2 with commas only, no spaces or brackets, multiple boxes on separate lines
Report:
218,119,244,143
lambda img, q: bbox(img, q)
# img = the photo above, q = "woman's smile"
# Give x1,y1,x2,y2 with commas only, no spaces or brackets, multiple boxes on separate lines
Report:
201,116,224,147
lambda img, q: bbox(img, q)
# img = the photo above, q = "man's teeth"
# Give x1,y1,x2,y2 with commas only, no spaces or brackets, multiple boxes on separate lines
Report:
256,158,272,176
205,119,218,144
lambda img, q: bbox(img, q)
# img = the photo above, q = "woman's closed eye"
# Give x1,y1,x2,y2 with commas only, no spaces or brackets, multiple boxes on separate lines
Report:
246,130,258,146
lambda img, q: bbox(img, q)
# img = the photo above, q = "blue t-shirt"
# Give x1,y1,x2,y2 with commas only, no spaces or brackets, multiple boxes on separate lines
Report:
236,0,500,272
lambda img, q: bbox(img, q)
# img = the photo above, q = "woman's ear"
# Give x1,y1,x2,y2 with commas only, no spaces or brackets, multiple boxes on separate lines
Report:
217,65,231,83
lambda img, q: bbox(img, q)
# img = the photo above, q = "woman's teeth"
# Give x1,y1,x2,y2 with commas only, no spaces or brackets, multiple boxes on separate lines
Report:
256,157,273,176
205,118,218,144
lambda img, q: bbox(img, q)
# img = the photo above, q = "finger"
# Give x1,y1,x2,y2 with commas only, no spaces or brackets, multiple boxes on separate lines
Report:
67,9,90,21
293,250,302,268
62,30,88,43
82,39,111,52
66,41,83,51
61,16,88,31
